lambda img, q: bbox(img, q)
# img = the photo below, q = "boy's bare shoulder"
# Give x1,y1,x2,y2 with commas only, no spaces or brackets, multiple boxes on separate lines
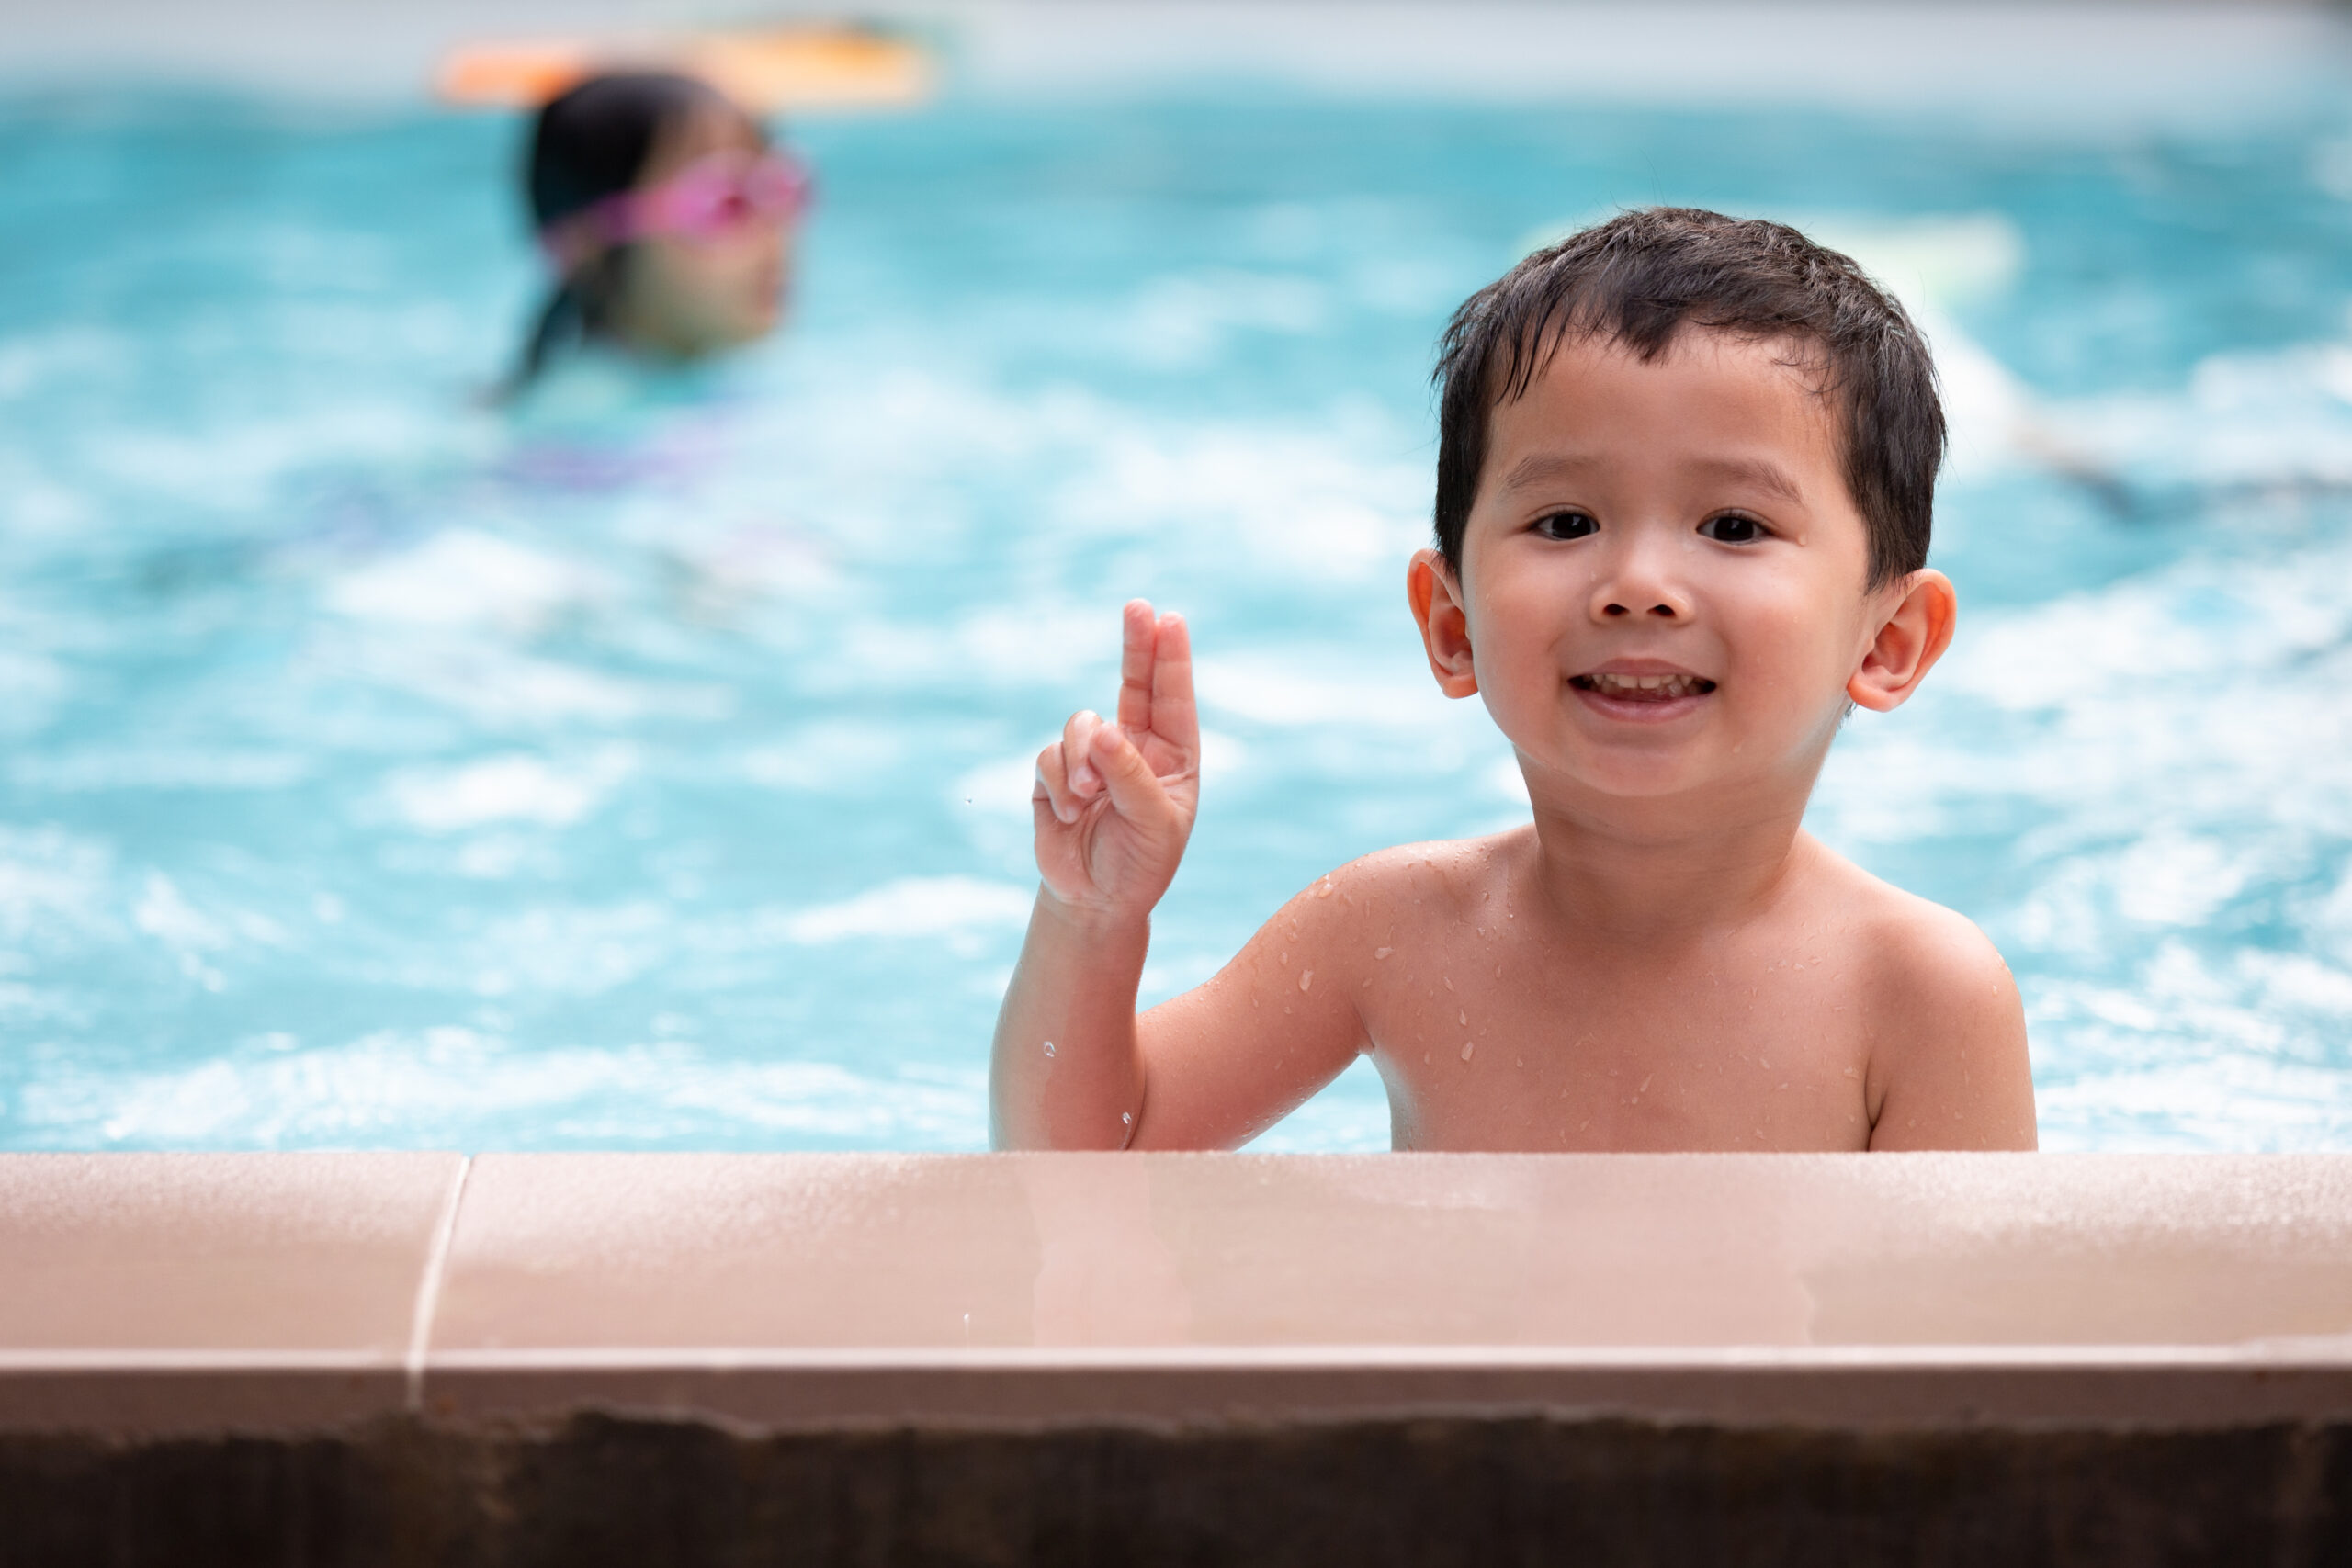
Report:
1273,833,1527,964
1806,841,2022,1062
1805,842,2035,1149
1319,832,1529,912
1811,843,2014,1005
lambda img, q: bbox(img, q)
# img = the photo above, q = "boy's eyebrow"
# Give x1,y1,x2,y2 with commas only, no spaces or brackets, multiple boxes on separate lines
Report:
1497,452,1599,492
1689,456,1805,507
1497,452,1807,507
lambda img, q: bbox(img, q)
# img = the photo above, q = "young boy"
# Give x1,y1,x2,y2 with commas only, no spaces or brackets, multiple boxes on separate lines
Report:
991,208,2037,1154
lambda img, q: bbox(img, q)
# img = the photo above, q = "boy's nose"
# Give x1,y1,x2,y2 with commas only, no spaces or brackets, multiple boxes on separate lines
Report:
1591,569,1691,621
1589,533,1693,622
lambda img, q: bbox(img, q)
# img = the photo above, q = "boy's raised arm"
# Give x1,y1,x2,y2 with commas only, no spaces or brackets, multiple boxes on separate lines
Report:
992,602,1379,1150
990,601,1204,1150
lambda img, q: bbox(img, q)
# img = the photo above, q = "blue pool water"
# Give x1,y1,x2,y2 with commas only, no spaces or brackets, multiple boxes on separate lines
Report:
6,81,2352,1152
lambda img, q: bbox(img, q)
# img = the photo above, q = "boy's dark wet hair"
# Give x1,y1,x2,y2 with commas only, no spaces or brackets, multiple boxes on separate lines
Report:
1432,208,1944,591
506,71,752,394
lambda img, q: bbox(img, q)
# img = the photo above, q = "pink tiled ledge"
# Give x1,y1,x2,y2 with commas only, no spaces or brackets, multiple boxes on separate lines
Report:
3,1152,2349,1437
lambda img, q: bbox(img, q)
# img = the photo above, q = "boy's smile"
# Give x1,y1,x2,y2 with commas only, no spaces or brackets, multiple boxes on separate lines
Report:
1569,660,1718,721
1410,327,1940,813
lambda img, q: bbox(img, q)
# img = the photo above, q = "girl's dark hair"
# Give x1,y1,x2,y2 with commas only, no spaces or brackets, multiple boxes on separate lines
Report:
1432,208,1945,591
505,71,741,394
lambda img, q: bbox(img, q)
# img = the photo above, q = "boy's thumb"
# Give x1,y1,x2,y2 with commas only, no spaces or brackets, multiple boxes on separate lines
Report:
1091,726,1165,820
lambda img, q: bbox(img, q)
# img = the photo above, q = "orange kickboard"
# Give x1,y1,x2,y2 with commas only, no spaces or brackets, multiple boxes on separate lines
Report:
436,27,933,112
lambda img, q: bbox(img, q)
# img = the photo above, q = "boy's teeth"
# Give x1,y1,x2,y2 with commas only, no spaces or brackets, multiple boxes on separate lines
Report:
1585,671,1711,698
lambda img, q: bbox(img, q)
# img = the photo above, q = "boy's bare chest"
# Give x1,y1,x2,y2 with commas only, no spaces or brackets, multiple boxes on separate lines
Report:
1359,932,1876,1152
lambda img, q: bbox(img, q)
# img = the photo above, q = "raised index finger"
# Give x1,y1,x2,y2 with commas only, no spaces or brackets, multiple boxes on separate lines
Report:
1115,598,1158,736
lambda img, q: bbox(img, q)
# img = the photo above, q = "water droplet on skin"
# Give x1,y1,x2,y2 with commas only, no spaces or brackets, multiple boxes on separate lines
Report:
1639,1075,1653,1093
1280,951,1289,965
1299,970,1313,992
1443,976,1453,991
1459,1041,1475,1061
1043,1041,1056,1058
1457,1010,1467,1026
1122,1112,1133,1125
1317,881,1335,898
1515,1056,1523,1068
1374,947,1393,959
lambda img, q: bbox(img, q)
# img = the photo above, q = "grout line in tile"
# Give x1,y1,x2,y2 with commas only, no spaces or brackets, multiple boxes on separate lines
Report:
405,1154,472,1414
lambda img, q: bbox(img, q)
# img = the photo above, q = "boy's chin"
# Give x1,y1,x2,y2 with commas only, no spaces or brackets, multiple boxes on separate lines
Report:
1524,743,1761,808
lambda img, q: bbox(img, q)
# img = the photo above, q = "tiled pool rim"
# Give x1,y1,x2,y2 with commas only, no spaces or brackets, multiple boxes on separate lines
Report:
3,1151,2349,1438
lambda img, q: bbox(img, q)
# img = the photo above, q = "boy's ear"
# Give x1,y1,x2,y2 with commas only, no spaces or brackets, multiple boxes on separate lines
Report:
1408,548,1479,699
1849,568,1957,713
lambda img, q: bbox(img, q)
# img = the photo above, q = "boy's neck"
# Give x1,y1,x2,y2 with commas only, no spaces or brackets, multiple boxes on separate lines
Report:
1521,783,1817,945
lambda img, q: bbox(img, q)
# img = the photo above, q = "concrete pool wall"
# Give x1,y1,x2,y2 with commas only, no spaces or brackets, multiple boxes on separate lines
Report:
3,1152,2348,1562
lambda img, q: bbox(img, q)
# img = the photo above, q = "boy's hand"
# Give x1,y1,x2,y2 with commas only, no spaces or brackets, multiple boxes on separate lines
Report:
1033,601,1199,922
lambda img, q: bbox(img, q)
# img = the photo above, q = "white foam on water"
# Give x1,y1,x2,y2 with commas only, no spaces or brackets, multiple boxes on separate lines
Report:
783,875,1035,946
318,631,722,727
1122,270,1331,370
0,650,67,738
744,722,913,793
1053,421,1429,583
1193,653,1453,728
13,748,311,793
954,754,1046,820
0,827,117,945
131,874,232,953
14,1025,989,1150
383,750,634,833
326,529,614,636
2043,333,2352,490
826,603,1114,692
466,901,673,997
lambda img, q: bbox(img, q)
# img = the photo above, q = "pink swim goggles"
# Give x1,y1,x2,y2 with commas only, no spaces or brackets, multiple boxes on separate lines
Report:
539,149,812,270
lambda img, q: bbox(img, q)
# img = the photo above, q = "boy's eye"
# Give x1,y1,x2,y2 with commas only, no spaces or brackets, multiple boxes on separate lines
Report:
1699,513,1769,544
1532,511,1598,541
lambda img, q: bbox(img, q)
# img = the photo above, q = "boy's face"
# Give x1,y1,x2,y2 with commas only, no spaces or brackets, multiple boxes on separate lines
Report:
1417,329,1928,811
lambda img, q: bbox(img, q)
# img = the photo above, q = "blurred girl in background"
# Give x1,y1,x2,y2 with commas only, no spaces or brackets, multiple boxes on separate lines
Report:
508,71,811,394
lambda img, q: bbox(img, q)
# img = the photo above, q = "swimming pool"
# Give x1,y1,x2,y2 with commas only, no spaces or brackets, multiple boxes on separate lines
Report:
6,67,2352,1153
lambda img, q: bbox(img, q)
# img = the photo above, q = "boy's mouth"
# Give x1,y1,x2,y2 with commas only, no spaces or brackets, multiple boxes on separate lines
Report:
1570,671,1717,701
